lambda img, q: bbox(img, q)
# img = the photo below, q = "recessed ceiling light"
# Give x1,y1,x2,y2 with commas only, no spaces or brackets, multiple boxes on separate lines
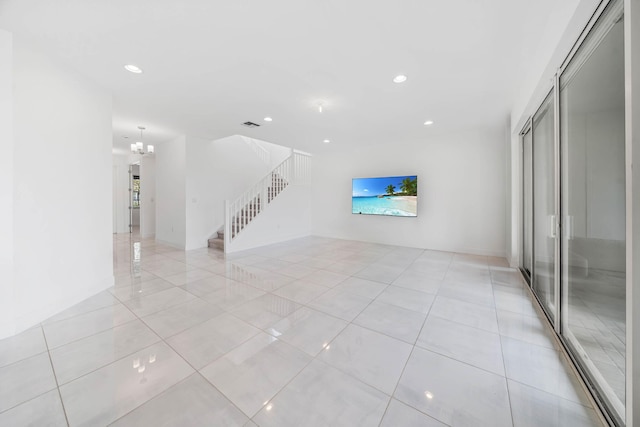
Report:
124,64,143,74
393,75,407,83
264,117,273,122
323,139,330,144
424,120,434,126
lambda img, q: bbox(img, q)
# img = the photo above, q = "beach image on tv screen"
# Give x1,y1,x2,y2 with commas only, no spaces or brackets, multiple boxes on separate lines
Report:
352,175,417,217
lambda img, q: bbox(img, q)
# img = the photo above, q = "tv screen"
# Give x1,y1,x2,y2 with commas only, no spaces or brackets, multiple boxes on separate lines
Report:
352,175,417,217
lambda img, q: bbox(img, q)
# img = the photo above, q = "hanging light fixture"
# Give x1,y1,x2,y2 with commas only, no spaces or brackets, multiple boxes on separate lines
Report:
130,126,154,155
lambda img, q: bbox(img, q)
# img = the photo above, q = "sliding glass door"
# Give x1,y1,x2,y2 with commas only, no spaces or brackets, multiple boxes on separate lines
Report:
520,0,626,423
522,92,557,323
532,93,557,322
559,0,625,422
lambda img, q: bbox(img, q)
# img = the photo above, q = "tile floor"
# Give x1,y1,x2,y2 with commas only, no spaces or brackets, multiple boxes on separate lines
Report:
0,234,605,426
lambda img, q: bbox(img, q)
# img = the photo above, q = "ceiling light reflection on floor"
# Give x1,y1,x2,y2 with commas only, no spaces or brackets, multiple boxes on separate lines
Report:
124,64,143,74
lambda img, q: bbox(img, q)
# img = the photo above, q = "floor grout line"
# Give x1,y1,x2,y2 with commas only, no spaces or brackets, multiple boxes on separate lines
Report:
41,325,71,427
2,234,605,426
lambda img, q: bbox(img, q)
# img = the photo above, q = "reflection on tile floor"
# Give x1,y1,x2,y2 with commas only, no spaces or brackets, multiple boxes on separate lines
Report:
0,234,605,426
568,269,626,405
535,261,626,407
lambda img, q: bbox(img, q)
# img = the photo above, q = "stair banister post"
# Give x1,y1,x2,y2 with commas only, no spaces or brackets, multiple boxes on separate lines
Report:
290,153,295,184
288,148,293,183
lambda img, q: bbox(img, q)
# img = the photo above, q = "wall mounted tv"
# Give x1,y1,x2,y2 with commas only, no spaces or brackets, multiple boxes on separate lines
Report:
352,175,418,217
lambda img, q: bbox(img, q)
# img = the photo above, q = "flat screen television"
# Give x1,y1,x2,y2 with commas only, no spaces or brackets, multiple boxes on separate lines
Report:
352,175,417,217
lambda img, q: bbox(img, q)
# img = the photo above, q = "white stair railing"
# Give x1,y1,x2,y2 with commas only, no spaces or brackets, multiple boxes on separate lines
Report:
242,136,270,165
224,150,311,246
292,149,311,184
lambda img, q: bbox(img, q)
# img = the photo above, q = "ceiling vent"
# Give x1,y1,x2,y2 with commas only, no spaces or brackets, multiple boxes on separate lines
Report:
242,121,261,128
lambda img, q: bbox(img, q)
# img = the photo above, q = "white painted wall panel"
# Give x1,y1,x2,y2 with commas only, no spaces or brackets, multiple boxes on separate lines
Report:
155,136,186,248
10,36,113,335
311,129,507,256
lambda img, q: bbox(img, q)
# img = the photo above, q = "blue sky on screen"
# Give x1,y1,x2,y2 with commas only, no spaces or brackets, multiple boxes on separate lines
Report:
352,175,417,197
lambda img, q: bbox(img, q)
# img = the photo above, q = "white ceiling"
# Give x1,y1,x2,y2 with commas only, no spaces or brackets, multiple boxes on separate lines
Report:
0,0,580,153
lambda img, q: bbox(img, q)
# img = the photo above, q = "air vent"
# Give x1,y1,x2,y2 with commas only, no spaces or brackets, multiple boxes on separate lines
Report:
242,121,261,128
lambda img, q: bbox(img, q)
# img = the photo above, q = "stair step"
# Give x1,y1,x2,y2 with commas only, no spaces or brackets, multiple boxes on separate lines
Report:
208,237,224,250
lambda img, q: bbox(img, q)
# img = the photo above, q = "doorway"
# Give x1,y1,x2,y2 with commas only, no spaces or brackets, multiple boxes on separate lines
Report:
130,163,140,234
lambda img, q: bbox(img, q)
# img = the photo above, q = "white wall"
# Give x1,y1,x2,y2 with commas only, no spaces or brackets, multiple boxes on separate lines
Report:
156,134,292,250
184,135,280,250
311,129,507,256
503,120,514,266
6,36,113,336
0,29,15,338
185,136,217,251
510,0,599,134
241,135,293,169
140,155,156,238
226,184,312,253
156,135,187,248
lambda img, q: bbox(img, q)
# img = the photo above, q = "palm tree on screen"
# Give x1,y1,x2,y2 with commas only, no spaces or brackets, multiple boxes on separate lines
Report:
400,177,417,196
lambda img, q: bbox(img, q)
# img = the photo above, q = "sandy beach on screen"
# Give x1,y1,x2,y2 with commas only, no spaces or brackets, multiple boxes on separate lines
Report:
387,196,417,214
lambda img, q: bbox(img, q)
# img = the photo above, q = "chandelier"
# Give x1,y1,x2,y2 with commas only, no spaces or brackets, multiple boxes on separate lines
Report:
130,126,154,155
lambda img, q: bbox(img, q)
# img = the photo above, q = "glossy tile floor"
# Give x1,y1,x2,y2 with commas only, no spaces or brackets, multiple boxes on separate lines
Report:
0,234,605,426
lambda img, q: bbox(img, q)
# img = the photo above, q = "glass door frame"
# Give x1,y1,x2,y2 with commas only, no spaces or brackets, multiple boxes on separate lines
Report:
520,120,533,285
557,0,625,423
520,85,561,331
528,87,561,330
552,77,561,336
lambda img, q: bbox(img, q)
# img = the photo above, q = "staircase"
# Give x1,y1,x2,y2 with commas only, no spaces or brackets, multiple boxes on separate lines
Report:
230,196,264,238
268,173,288,202
219,150,310,252
243,136,271,165
208,195,264,249
228,175,286,240
207,229,224,250
207,170,287,250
